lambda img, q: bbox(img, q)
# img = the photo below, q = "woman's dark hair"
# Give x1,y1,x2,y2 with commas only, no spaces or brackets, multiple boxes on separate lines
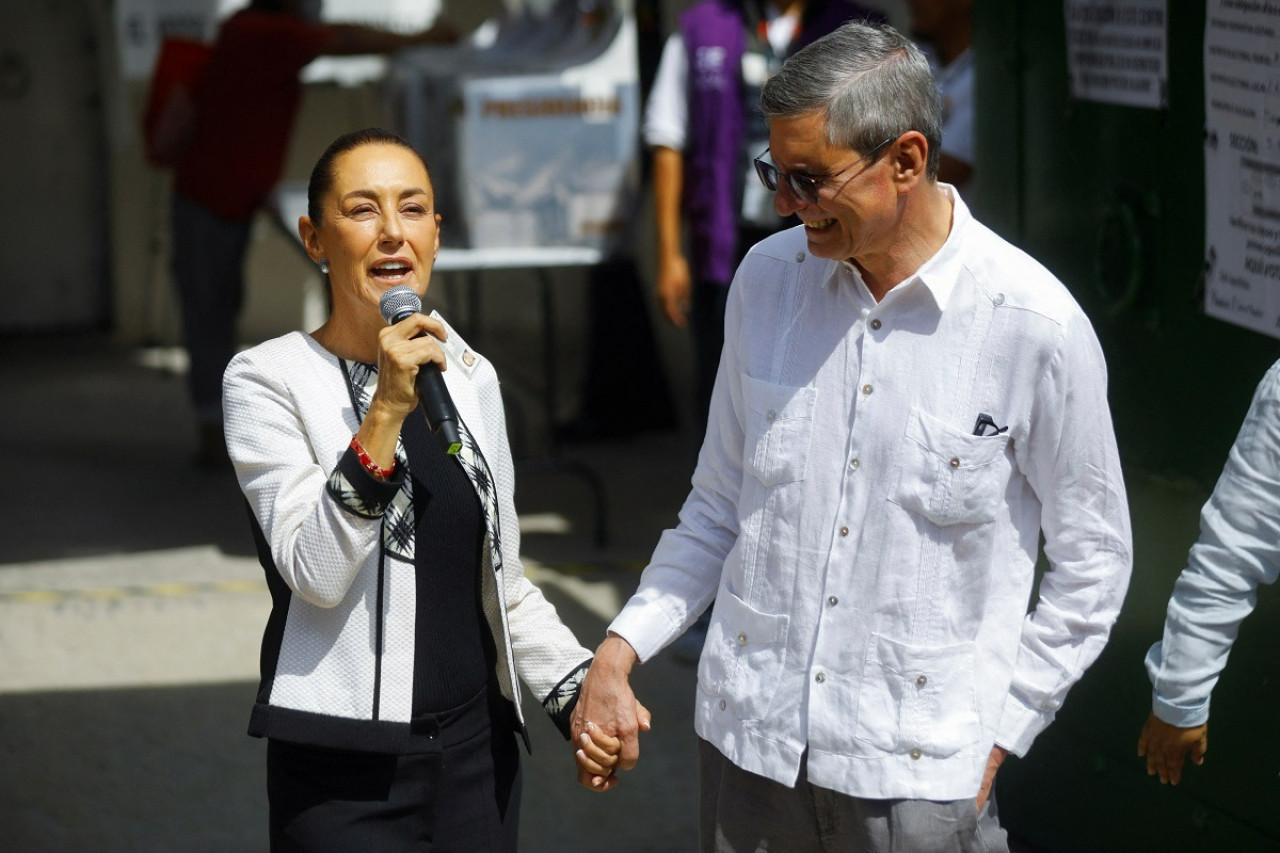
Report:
306,127,433,226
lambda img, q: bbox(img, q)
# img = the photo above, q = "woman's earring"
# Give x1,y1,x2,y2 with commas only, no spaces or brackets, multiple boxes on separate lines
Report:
318,258,330,275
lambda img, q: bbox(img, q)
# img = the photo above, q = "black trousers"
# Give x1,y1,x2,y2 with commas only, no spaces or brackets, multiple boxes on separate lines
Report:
169,191,251,428
267,688,522,852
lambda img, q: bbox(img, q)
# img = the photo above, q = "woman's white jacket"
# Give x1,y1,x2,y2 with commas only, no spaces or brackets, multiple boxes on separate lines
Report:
223,322,591,751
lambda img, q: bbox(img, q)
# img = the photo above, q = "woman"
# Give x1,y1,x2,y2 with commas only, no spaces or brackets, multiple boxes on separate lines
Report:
223,127,616,850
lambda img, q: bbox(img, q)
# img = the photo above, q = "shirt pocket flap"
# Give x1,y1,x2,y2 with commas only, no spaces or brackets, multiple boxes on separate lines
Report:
855,634,981,758
891,407,1010,526
741,374,818,487
715,589,790,647
698,590,791,721
908,408,1007,469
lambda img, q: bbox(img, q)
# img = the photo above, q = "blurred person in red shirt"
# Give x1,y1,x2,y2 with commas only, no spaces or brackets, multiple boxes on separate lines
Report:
170,0,455,466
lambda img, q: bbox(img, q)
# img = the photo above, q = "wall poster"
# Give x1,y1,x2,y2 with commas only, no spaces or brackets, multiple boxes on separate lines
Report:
1204,0,1280,339
1064,0,1169,108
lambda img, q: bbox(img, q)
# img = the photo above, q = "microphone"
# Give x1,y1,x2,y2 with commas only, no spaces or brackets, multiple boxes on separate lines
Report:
378,286,462,456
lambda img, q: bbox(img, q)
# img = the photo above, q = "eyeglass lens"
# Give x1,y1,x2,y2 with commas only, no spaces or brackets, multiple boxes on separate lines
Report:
753,158,822,204
754,137,892,204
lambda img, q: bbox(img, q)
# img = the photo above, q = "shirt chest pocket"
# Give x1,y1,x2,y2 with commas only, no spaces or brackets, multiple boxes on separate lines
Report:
890,408,1010,526
741,374,818,487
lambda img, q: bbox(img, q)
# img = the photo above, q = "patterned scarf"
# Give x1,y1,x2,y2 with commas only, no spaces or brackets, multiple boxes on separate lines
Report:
341,360,504,576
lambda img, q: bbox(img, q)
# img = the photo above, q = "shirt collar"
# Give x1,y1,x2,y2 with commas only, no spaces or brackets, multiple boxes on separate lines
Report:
832,184,970,313
904,183,969,312
832,259,879,311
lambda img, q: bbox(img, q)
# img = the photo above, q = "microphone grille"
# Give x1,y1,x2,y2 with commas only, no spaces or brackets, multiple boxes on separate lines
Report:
378,285,422,325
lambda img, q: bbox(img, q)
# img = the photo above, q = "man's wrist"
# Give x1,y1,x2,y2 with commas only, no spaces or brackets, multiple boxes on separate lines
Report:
595,632,639,675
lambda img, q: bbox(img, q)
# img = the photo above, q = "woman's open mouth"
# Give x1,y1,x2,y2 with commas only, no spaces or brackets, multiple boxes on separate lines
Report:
371,260,413,282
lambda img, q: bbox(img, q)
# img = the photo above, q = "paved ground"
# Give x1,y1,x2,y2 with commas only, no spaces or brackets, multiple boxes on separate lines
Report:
3,331,1279,852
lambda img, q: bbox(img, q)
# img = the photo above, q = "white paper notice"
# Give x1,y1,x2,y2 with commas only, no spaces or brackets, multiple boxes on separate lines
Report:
114,0,218,80
1064,0,1169,108
1204,0,1280,338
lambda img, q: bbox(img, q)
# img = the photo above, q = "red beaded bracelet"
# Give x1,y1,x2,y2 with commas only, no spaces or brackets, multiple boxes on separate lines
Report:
350,435,395,480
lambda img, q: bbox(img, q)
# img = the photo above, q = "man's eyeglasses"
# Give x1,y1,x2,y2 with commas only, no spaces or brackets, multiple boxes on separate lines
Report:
753,137,895,205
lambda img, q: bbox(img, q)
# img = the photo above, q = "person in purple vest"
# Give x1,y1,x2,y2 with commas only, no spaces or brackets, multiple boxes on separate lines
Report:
643,0,885,437
907,0,973,188
573,21,1132,851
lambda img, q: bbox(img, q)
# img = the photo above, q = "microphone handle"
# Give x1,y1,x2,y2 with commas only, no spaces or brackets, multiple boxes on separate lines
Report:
415,366,462,456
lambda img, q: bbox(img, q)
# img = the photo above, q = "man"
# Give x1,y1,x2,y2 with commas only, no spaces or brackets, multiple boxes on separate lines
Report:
907,0,973,187
170,0,454,466
644,0,884,433
573,21,1132,850
1138,360,1280,786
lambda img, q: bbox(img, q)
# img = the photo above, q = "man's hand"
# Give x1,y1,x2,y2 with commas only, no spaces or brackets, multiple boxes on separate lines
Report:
570,634,651,791
977,745,1008,811
1137,711,1207,785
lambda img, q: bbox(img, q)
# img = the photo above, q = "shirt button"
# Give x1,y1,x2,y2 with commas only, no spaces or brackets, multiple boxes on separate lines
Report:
870,318,882,330
910,748,922,760
916,675,928,687
795,252,806,263
849,457,860,470
815,673,826,683
993,293,1006,306
827,595,839,606
737,632,748,646
862,383,873,395
766,410,777,422
949,457,961,469
839,526,849,536
719,699,727,710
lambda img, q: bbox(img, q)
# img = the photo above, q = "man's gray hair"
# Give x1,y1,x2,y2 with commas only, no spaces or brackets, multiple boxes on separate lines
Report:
760,21,943,180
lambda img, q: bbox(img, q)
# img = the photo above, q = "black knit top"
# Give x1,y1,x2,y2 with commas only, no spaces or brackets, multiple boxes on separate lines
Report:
400,409,495,714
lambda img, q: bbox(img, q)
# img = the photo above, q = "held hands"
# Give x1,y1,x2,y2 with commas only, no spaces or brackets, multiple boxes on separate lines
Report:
574,721,624,790
571,634,652,792
1137,711,1208,785
574,708,652,791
